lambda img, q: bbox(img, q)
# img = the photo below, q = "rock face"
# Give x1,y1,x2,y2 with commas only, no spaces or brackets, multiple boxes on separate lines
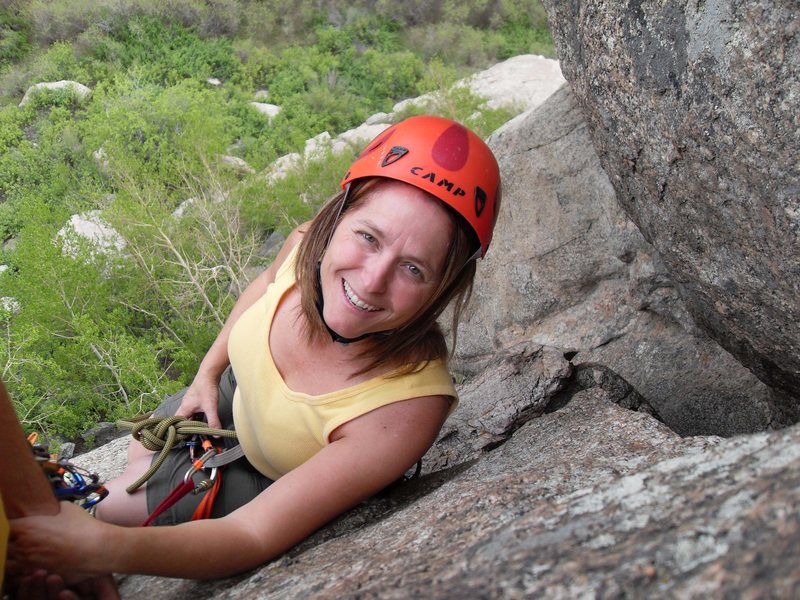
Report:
453,53,566,112
540,1,800,417
249,102,281,119
57,210,126,258
454,84,777,436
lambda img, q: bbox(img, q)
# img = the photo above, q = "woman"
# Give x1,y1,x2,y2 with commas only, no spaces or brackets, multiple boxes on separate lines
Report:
7,115,501,590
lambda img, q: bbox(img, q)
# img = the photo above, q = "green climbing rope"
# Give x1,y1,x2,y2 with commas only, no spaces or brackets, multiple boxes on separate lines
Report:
117,413,238,494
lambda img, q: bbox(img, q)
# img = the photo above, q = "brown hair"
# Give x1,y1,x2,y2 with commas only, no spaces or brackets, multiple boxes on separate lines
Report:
295,178,478,376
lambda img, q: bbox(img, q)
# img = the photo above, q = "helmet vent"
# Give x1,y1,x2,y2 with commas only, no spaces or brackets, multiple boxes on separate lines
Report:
381,146,409,167
474,186,487,217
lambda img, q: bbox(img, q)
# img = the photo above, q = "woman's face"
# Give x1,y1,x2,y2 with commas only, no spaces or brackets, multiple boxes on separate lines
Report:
319,180,454,340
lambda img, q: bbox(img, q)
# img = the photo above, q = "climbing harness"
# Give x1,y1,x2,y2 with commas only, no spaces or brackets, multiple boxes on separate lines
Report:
117,413,243,526
28,433,108,510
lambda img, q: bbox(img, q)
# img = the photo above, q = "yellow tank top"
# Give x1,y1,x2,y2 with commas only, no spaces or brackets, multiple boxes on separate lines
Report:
229,245,458,480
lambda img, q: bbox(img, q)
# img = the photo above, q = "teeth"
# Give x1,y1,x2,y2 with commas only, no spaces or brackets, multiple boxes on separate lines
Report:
343,280,380,312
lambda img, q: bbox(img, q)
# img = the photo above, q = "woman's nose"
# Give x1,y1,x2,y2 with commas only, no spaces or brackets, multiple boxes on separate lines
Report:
362,256,392,293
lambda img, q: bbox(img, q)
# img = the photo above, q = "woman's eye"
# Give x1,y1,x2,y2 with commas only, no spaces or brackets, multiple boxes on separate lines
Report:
407,264,423,278
360,232,376,243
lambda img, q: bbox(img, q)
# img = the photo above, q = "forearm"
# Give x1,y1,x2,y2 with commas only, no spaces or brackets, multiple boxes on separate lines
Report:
0,380,57,518
101,517,271,578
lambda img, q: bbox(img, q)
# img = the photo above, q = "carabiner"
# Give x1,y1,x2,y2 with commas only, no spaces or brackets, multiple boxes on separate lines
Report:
183,447,217,482
186,437,200,462
191,467,218,495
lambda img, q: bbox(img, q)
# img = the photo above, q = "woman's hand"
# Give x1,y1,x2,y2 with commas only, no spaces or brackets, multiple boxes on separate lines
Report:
174,371,222,429
8,502,109,583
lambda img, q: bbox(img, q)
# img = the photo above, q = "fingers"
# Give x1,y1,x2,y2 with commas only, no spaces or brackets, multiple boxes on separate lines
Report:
11,571,93,600
205,411,223,430
10,571,116,600
89,575,121,600
45,573,78,600
176,397,221,429
11,570,47,600
173,405,193,419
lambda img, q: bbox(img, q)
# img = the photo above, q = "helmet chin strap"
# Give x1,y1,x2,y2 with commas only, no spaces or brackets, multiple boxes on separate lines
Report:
314,262,392,345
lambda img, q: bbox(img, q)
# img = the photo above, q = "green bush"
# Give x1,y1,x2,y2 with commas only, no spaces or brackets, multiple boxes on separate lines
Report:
78,78,234,192
344,49,424,102
0,196,168,436
402,23,501,68
497,12,554,59
109,16,247,85
0,7,32,66
239,145,356,236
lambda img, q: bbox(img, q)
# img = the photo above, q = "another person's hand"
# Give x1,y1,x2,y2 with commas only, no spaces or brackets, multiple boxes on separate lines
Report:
10,571,119,600
174,370,222,430
8,502,108,585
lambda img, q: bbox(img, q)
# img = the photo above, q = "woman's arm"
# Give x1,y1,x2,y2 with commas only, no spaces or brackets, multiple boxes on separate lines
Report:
10,394,449,579
175,225,308,427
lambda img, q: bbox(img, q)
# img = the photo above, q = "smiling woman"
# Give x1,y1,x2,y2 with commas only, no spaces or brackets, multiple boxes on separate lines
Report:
7,115,501,594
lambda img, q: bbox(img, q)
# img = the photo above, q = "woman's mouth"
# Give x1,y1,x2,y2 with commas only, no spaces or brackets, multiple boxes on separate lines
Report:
343,280,380,312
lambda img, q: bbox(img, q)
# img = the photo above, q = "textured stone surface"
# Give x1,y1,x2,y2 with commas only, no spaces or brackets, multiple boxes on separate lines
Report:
541,1,800,414
454,53,566,112
76,346,800,598
58,211,126,257
393,54,565,116
249,102,281,119
423,343,574,472
454,84,776,435
575,310,776,435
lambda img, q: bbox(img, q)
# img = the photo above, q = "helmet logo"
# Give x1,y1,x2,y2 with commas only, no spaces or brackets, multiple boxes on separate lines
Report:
474,186,487,218
409,166,467,198
382,146,409,167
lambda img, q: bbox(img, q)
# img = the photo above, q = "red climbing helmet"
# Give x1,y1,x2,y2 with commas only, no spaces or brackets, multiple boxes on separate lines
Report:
341,115,502,257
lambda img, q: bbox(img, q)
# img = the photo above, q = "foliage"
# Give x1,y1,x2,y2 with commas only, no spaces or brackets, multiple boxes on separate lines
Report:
0,6,32,66
1,196,178,437
239,146,356,236
0,0,551,438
